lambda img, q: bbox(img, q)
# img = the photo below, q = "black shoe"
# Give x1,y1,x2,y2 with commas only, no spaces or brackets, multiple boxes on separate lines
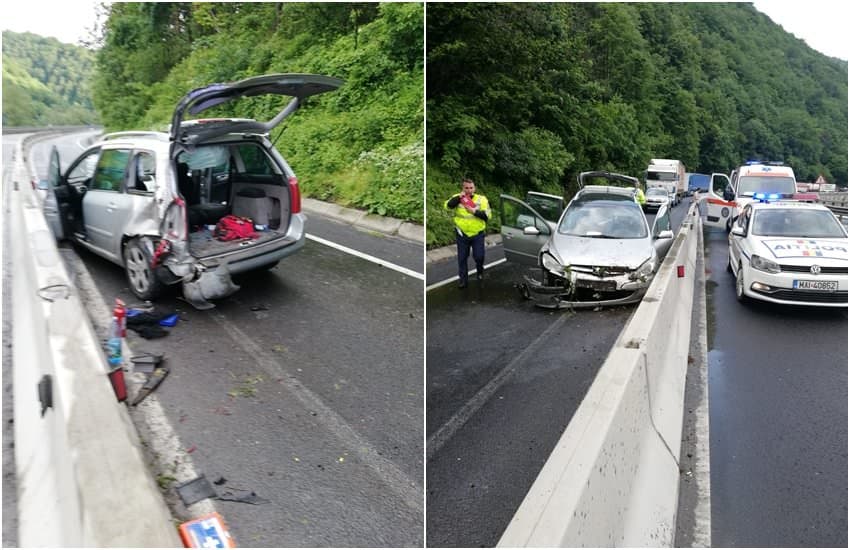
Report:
476,272,484,281
458,280,468,289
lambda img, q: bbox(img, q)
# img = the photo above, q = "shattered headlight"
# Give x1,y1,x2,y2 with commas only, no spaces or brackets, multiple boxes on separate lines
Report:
629,256,655,281
541,250,566,274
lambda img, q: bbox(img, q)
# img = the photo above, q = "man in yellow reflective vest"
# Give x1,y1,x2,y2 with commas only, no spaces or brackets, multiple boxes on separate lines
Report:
445,178,491,288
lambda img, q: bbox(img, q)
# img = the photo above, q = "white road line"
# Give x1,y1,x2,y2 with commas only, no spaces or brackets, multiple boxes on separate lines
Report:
306,233,424,280
426,257,507,291
426,311,571,461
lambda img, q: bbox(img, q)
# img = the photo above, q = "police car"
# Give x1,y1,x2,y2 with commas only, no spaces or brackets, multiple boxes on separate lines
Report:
727,199,848,306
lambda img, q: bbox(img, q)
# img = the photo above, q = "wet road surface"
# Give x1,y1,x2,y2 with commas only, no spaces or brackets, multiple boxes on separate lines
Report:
27,131,425,547
425,200,690,546
704,226,847,547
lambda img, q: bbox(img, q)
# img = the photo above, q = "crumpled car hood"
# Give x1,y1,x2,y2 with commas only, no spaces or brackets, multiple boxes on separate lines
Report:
547,233,652,269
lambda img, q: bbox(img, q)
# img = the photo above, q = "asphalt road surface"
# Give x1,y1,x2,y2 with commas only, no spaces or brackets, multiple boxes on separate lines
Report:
703,225,847,547
425,198,691,547
25,131,425,547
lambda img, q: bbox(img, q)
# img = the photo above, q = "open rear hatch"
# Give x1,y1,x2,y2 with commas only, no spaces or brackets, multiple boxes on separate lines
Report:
170,73,343,145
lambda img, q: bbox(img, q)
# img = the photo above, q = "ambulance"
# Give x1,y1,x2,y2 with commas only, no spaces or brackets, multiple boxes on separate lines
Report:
703,161,798,231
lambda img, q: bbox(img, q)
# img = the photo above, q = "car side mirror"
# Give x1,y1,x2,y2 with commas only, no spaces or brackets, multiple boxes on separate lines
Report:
730,226,745,237
723,185,735,201
656,229,674,240
523,225,540,236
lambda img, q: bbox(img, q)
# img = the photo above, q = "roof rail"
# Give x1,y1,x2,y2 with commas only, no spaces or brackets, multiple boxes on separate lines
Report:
101,131,167,142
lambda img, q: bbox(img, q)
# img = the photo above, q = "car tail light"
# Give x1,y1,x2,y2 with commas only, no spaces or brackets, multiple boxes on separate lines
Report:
288,176,301,214
162,197,188,240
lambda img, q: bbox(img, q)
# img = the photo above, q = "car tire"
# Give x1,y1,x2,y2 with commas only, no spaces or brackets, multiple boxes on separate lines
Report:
123,238,164,300
735,265,749,303
727,255,734,273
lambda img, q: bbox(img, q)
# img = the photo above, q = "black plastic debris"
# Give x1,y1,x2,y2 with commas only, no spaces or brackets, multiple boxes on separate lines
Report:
213,476,227,486
175,474,217,506
127,308,177,339
217,489,270,505
130,352,164,374
131,366,170,406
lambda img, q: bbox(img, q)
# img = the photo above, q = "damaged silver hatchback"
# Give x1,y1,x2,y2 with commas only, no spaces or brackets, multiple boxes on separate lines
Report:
43,73,341,309
500,171,674,309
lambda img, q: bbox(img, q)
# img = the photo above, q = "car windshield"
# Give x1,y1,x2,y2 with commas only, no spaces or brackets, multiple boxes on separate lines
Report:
647,171,676,181
558,199,648,238
647,188,667,197
737,176,796,196
751,209,847,238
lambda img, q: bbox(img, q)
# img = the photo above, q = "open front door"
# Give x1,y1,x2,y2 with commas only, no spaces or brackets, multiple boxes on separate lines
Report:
42,147,67,240
500,194,554,266
702,172,734,229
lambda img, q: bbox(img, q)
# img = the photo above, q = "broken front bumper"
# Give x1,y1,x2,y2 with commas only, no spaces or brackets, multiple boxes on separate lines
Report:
521,270,648,309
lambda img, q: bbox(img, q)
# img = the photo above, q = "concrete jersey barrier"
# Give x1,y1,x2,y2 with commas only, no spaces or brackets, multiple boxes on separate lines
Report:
9,134,180,546
499,203,701,547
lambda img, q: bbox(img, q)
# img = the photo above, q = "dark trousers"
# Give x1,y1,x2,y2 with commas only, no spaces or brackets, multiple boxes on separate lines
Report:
456,230,485,283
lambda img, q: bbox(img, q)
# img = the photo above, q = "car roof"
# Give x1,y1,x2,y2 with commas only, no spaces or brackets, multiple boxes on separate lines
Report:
737,164,795,177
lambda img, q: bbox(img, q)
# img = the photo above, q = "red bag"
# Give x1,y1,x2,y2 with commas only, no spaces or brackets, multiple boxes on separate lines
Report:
214,215,257,241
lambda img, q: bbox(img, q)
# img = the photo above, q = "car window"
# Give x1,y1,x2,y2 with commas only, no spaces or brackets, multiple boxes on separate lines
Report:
647,188,667,197
737,176,796,196
66,149,100,185
236,144,277,176
751,209,847,238
559,200,647,239
130,151,156,193
653,208,671,237
502,198,549,235
91,149,130,192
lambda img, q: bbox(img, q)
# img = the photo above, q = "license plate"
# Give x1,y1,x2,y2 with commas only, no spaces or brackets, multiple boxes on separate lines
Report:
793,279,838,291
576,279,617,292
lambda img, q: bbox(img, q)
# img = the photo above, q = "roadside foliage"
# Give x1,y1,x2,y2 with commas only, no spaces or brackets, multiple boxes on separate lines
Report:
92,2,424,222
426,3,848,246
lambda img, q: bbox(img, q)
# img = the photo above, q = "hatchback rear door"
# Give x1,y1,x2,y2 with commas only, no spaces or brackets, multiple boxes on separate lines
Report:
170,73,343,145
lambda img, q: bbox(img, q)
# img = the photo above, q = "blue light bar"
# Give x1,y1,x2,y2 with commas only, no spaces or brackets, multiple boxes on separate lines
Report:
754,192,780,202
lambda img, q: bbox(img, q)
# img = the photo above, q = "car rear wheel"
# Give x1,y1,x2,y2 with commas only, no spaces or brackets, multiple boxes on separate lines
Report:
124,238,163,300
735,265,749,303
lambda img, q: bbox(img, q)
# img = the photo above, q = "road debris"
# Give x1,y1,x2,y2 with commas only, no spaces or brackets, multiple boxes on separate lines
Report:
175,474,217,506
131,366,170,406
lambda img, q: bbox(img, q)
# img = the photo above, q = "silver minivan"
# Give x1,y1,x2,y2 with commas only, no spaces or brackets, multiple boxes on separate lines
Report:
44,73,341,309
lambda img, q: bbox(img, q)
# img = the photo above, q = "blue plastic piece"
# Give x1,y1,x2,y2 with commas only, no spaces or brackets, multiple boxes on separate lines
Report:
127,308,143,318
159,314,179,327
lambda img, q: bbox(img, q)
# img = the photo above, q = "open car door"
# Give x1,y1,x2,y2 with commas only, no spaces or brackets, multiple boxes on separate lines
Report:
650,204,674,258
703,172,734,229
500,194,557,266
170,73,343,146
42,147,68,240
